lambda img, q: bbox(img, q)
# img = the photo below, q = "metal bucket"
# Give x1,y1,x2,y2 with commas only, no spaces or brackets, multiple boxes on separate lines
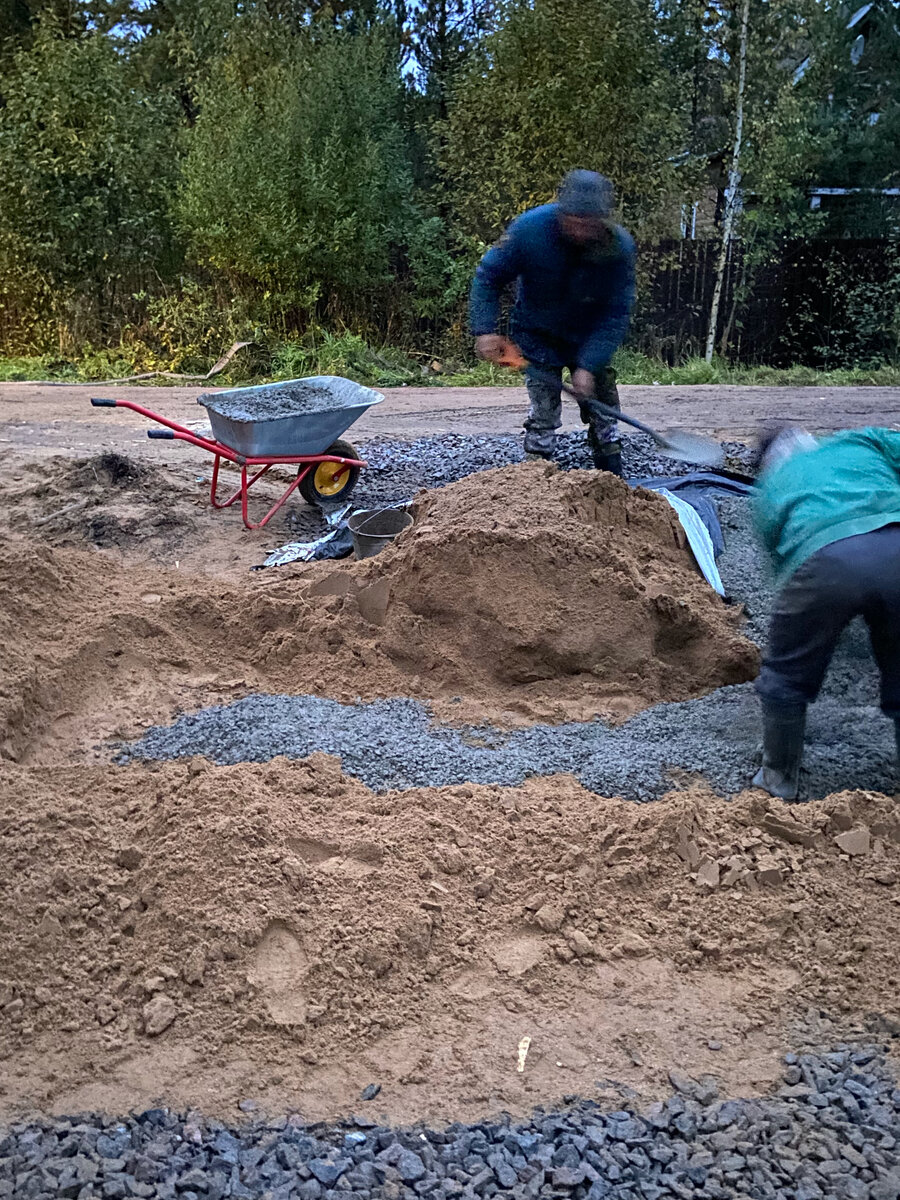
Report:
348,508,413,560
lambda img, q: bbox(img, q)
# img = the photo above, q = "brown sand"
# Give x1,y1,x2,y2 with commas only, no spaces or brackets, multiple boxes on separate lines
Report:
326,462,758,722
0,460,757,765
1,759,899,1124
2,451,894,1128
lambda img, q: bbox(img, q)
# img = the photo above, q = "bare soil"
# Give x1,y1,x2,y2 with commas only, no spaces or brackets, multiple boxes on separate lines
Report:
2,759,899,1126
2,380,900,461
0,387,899,1128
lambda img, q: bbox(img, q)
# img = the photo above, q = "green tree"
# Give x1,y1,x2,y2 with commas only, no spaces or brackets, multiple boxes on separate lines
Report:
806,0,900,233
410,0,496,119
663,0,843,355
440,0,688,241
177,21,423,330
0,0,84,62
0,24,179,351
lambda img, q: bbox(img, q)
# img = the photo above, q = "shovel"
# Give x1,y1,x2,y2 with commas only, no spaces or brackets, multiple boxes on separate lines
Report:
531,365,724,468
494,342,724,467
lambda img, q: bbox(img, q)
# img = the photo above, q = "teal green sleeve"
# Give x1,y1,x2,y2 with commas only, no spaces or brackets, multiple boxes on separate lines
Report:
751,484,781,561
866,428,900,474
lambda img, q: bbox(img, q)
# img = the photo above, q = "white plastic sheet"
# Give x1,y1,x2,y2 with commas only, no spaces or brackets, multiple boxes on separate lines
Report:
657,487,725,596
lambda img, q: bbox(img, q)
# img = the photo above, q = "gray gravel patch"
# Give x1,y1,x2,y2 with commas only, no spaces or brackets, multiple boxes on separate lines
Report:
122,683,897,802
4,1047,900,1199
124,492,897,801
201,381,335,422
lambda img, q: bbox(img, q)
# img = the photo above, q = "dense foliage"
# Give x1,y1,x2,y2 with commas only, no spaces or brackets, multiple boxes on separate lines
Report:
0,0,897,369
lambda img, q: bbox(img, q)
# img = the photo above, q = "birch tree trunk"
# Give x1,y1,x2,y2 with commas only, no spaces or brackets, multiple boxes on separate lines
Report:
705,0,750,363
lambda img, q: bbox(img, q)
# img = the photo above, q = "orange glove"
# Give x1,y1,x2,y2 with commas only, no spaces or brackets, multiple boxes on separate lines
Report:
475,335,527,370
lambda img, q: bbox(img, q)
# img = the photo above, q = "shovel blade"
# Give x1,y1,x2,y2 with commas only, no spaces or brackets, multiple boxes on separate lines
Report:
657,430,724,467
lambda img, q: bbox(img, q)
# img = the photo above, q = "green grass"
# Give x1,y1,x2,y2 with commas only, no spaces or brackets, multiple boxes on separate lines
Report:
0,351,168,383
0,355,80,382
609,349,900,387
1,340,898,388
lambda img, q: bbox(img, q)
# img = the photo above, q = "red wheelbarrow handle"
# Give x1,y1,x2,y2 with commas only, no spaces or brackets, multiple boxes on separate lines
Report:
92,396,238,458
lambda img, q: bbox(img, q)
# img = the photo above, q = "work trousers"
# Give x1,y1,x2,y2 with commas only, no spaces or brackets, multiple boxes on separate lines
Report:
756,524,900,718
523,366,621,463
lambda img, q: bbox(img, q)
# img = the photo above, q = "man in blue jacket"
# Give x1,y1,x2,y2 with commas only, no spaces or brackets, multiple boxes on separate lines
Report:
470,169,636,475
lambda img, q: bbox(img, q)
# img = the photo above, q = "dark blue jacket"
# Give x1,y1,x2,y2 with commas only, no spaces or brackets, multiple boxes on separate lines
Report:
469,203,636,373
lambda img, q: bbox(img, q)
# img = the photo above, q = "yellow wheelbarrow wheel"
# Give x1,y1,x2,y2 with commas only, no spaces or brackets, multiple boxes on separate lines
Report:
298,439,361,508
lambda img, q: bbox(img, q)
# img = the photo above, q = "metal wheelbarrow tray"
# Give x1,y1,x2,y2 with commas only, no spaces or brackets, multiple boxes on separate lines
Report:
201,375,383,457
90,375,383,530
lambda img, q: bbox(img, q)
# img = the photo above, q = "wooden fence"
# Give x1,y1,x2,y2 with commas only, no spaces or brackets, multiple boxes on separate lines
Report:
633,238,899,367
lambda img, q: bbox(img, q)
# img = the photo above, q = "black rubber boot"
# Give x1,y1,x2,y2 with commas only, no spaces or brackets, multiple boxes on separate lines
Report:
523,433,555,462
594,450,623,477
752,699,807,801
588,432,623,476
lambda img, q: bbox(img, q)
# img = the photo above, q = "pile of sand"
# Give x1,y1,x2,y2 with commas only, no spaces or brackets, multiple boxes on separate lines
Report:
1,463,757,762
5,453,200,552
0,757,898,1123
310,463,758,722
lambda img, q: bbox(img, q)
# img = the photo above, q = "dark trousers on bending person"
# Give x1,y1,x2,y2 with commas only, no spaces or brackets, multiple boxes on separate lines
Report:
523,366,622,474
754,523,900,799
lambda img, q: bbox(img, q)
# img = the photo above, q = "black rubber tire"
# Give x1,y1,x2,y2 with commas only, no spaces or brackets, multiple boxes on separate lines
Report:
298,439,361,507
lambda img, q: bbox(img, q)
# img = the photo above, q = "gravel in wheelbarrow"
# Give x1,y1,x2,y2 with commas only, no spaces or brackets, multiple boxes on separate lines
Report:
199,375,381,423
198,375,383,459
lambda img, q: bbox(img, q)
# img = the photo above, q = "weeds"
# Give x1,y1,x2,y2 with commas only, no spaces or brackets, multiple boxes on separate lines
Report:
1,339,898,388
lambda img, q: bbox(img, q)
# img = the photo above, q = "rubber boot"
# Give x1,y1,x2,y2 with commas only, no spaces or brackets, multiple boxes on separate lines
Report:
588,435,623,475
588,425,623,476
752,699,807,801
595,450,623,477
523,433,555,463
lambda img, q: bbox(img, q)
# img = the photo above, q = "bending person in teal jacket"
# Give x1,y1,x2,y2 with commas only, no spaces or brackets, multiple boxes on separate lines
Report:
470,169,636,475
752,426,900,799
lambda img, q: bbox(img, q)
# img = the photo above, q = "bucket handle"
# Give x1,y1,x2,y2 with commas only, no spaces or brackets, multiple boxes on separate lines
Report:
353,508,409,535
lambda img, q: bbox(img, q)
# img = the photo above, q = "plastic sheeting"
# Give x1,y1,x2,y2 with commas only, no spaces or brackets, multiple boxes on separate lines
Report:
657,488,725,596
633,471,755,559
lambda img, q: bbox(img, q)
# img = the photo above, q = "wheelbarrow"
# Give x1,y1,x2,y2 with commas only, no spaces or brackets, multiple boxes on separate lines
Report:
90,375,382,529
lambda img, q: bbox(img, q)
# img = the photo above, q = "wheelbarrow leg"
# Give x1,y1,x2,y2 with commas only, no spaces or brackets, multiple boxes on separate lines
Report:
210,456,272,511
241,464,312,530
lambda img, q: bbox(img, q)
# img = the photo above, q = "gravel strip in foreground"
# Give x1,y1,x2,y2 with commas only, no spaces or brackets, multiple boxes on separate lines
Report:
125,499,897,801
121,683,897,802
4,1049,900,1199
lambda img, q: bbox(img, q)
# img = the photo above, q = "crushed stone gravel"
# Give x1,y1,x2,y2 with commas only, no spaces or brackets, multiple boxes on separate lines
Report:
125,488,897,802
122,681,897,802
200,377,384,424
4,1048,900,1199
201,382,335,422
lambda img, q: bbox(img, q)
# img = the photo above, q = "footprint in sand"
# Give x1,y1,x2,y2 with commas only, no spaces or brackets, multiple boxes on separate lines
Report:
289,835,382,879
247,921,309,1026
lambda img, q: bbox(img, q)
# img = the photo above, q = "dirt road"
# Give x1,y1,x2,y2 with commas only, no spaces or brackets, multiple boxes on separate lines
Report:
2,380,900,461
